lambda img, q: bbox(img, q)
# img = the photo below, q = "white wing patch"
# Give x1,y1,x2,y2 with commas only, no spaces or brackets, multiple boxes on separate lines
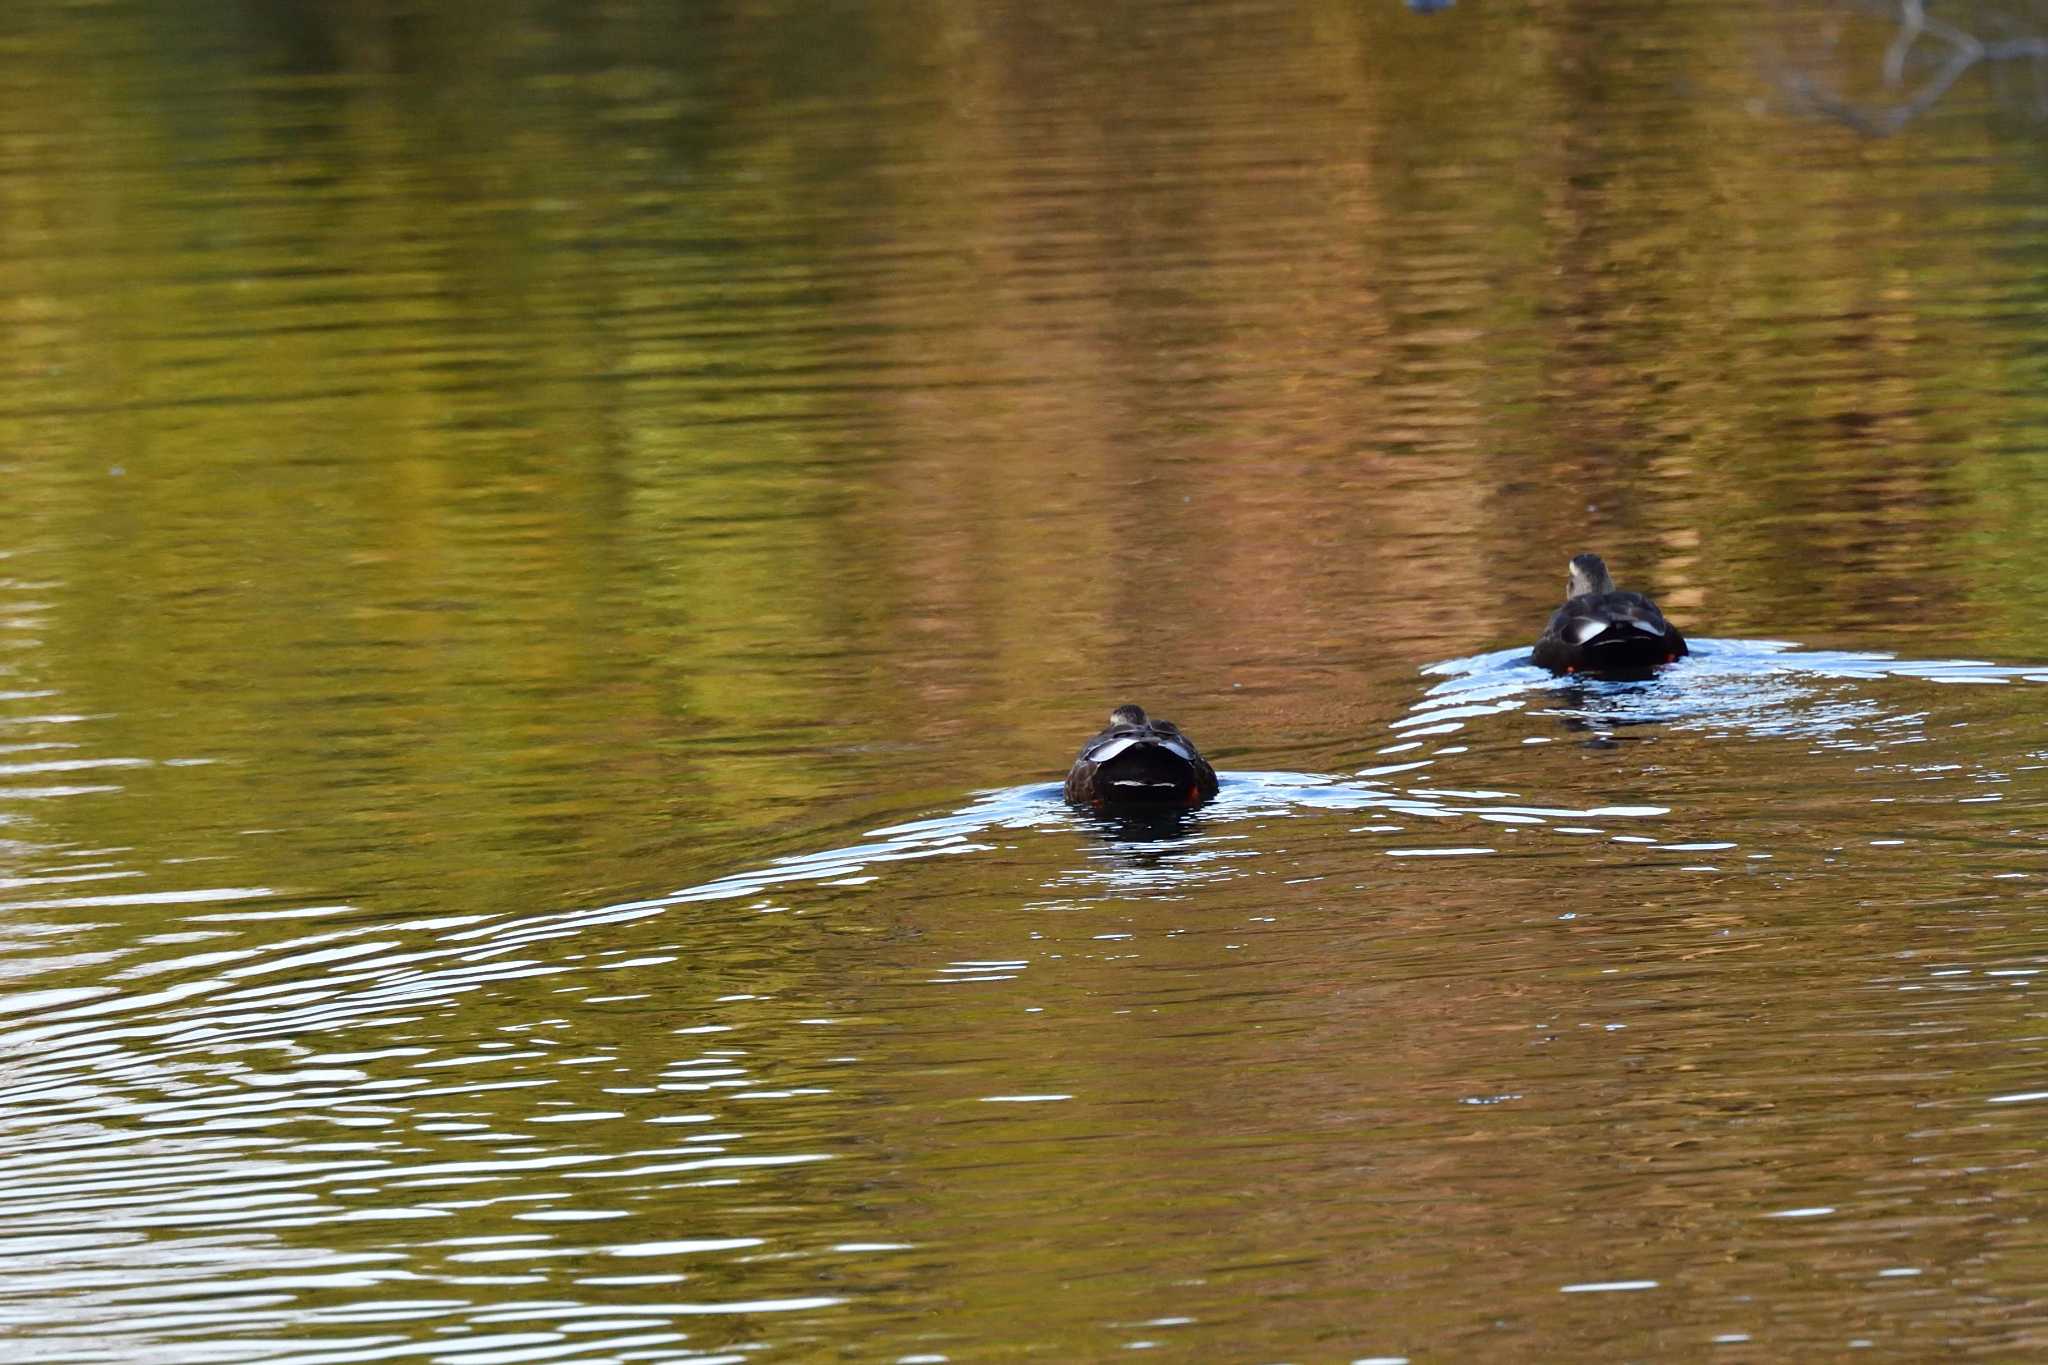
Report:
1571,614,1663,644
1084,734,1196,764
1084,736,1142,763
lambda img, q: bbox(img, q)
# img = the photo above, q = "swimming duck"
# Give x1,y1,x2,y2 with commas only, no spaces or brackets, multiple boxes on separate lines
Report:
1063,704,1220,811
1532,552,1688,676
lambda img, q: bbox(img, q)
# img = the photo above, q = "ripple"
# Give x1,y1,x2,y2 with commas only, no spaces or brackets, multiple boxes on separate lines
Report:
1413,639,2048,742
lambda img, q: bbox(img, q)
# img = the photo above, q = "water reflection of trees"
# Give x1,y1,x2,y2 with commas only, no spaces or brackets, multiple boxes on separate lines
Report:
0,0,2046,917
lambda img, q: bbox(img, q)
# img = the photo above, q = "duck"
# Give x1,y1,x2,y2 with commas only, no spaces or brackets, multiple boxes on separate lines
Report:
1063,704,1220,812
1532,552,1688,676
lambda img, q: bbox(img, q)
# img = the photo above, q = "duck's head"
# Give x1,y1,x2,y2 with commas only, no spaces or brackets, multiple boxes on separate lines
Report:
1566,553,1615,598
1108,703,1149,728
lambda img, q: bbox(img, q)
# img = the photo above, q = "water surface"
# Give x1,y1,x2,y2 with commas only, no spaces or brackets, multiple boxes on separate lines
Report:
2,0,2047,1360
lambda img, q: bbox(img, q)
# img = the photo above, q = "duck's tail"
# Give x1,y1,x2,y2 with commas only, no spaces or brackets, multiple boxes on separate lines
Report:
1580,621,1687,671
1094,742,1206,802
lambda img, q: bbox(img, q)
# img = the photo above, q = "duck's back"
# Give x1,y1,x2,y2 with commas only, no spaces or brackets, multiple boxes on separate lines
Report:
1064,717,1218,810
1534,590,1687,674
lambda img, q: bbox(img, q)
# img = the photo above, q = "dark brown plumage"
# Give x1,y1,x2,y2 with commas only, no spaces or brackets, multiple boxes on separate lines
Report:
1532,552,1688,676
1063,703,1220,812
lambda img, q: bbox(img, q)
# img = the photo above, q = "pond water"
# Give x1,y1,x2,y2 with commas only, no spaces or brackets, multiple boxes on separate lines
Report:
2,0,2046,1360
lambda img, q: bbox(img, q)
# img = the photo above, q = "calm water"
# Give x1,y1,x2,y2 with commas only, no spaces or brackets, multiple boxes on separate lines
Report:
2,0,2047,1359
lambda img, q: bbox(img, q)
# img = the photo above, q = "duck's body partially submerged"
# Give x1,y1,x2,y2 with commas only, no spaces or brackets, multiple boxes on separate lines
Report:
1063,704,1219,812
1532,553,1688,677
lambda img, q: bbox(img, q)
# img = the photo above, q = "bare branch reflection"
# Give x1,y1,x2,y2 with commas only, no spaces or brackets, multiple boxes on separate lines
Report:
1783,0,2048,133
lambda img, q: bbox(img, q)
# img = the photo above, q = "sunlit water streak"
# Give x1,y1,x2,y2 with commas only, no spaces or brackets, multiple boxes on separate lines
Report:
0,770,1668,1061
